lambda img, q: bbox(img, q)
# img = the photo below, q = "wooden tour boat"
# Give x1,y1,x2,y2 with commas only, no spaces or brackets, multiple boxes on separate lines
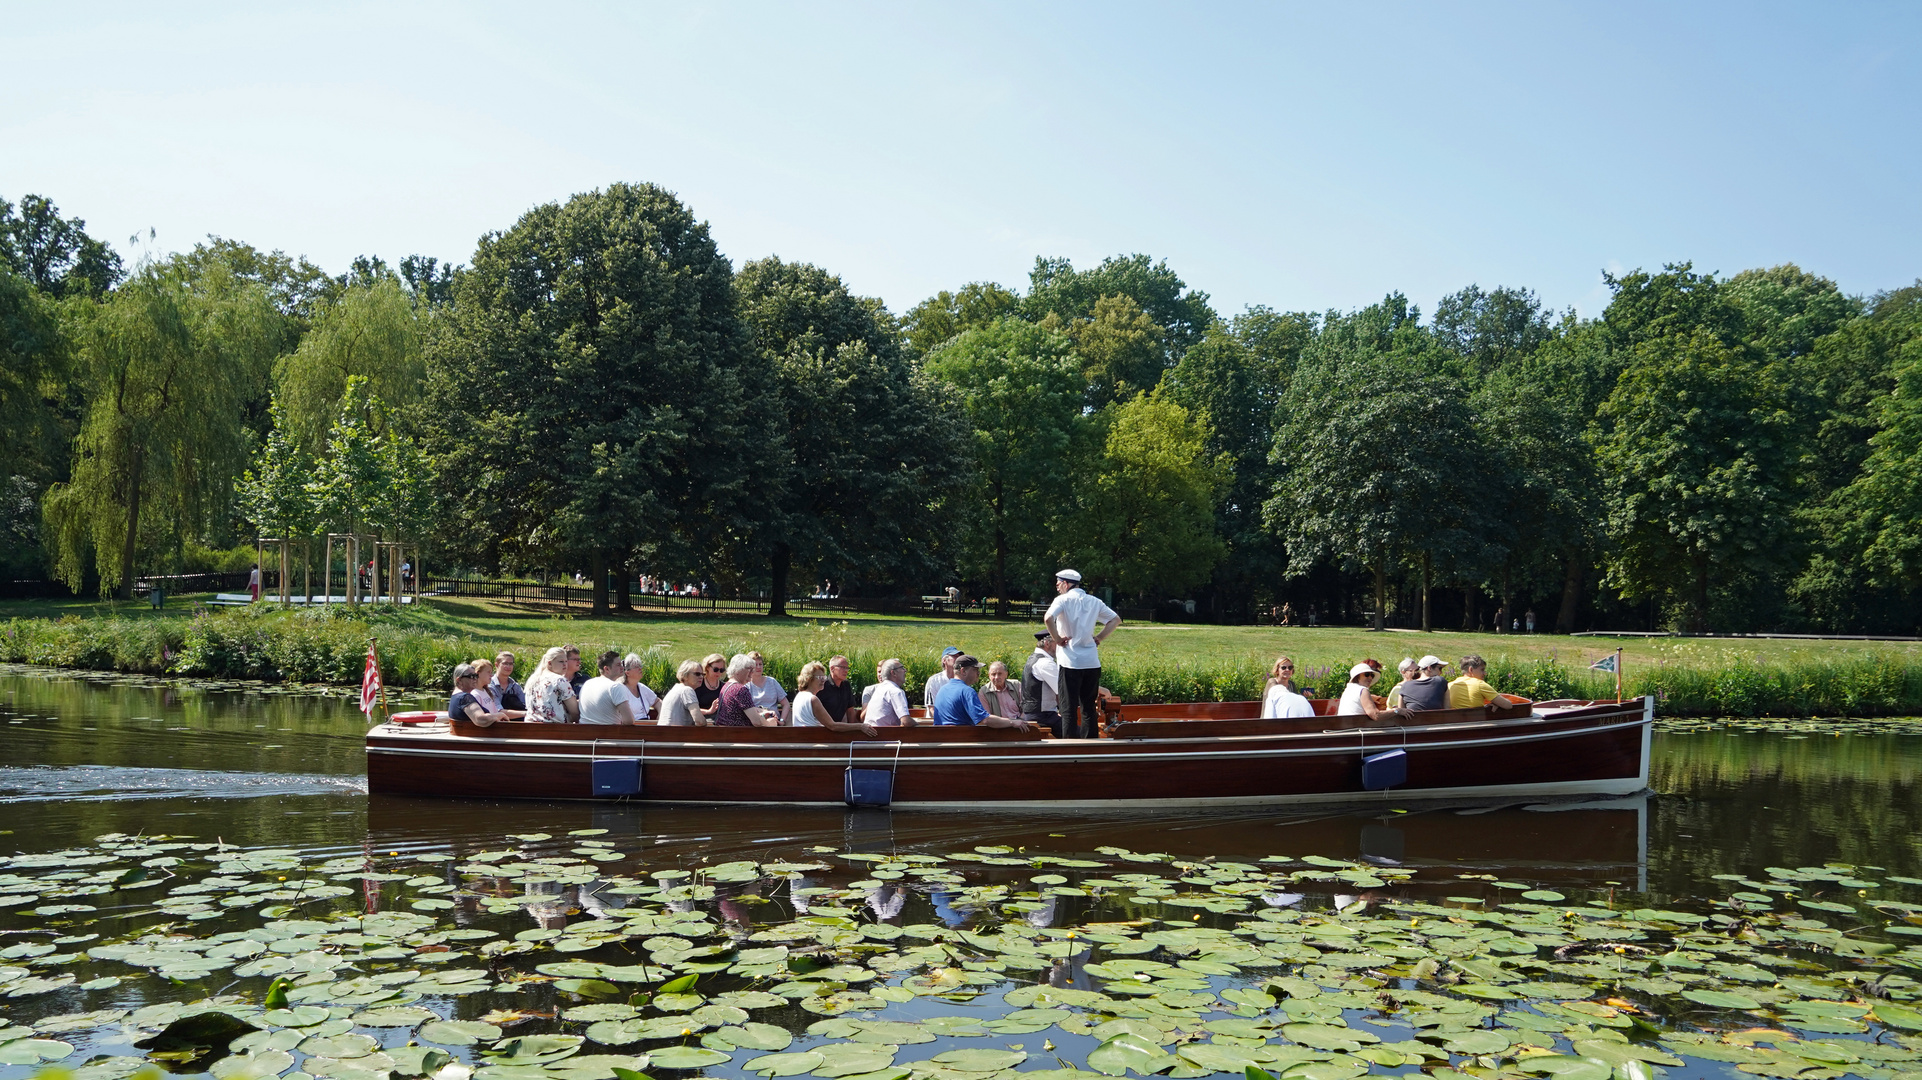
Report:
365,692,1653,809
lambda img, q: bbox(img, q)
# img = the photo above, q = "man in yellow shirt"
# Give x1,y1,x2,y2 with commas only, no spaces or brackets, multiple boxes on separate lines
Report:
1447,655,1502,709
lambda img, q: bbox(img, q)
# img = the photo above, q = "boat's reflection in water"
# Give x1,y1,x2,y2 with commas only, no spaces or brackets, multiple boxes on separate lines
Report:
367,793,1650,918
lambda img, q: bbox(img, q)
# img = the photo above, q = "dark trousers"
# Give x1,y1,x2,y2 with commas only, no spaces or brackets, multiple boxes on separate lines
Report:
1060,666,1101,739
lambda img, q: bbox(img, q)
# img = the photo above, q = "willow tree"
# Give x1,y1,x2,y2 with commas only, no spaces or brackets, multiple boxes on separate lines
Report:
273,276,424,454
44,261,278,597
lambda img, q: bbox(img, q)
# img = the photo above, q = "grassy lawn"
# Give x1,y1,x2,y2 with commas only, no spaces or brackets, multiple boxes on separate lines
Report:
11,593,1917,677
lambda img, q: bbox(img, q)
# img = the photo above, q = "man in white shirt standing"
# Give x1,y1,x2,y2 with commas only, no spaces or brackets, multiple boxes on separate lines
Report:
1043,569,1120,739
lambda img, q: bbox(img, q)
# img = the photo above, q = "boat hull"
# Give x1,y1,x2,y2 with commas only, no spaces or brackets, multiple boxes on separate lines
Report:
366,697,1653,808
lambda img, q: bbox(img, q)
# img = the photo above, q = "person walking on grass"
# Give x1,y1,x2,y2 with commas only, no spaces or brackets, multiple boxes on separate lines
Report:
1044,569,1120,740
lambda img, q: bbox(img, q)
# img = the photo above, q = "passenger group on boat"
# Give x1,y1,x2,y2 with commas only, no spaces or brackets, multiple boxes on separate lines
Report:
441,567,1513,738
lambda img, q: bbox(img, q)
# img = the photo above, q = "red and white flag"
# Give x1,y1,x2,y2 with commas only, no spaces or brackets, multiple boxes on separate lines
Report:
360,642,383,717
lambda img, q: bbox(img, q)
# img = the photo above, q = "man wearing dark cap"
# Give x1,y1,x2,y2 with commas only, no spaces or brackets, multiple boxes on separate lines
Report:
1021,631,1062,737
1043,569,1120,739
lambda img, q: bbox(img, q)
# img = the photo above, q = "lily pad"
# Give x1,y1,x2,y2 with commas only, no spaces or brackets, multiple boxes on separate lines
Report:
1088,1033,1179,1077
421,1019,503,1045
1682,989,1763,1010
647,1046,731,1069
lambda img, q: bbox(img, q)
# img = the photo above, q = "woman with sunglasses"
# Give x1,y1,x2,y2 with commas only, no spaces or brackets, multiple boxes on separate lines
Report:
695,652,726,721
1261,655,1314,718
1335,661,1395,720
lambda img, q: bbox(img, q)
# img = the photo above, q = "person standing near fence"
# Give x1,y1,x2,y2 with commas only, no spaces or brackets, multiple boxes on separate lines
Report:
1044,569,1120,739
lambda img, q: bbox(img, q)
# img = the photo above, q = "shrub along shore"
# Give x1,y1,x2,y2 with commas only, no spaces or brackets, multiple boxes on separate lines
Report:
4,602,1922,719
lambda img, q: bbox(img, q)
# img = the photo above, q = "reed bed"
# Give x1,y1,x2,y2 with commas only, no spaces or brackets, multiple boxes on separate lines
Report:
4,607,1922,718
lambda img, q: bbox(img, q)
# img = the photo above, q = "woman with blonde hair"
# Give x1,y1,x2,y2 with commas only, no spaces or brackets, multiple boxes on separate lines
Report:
793,662,879,734
658,659,708,726
1261,655,1314,719
468,658,527,720
523,645,580,724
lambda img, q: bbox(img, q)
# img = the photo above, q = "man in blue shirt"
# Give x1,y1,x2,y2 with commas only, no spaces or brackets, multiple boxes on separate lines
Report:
930,655,1033,731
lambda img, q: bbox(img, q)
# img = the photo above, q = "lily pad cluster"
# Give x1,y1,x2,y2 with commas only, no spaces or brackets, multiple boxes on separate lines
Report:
2,832,1922,1080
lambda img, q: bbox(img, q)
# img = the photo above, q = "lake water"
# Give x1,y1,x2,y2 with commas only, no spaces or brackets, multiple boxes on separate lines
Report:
3,664,1921,1080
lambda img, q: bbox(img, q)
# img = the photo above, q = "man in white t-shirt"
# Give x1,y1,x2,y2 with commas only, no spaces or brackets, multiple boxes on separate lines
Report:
578,650,638,725
922,646,960,713
1042,569,1120,739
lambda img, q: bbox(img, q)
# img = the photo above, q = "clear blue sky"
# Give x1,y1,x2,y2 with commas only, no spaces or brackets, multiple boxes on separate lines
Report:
5,2,1918,321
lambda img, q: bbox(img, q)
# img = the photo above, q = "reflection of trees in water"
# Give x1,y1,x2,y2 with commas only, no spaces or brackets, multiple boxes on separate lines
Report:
1650,732,1922,892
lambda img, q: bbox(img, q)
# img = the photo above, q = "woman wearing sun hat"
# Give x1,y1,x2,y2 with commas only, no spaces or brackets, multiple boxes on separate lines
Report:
1336,661,1394,720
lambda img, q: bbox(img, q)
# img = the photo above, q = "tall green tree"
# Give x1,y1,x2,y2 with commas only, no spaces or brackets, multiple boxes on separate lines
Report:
42,260,280,597
0,267,69,578
1432,284,1557,376
421,183,767,614
902,281,1020,355
1471,323,1608,633
1041,293,1168,409
735,257,970,614
1596,329,1796,632
1266,296,1494,630
1161,318,1293,617
238,398,320,593
1071,390,1230,598
925,318,1085,615
0,194,123,297
1024,254,1215,357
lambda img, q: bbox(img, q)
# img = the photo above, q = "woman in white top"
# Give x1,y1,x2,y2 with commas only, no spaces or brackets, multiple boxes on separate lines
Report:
864,658,918,728
657,660,707,726
1335,661,1393,720
523,646,580,724
791,662,879,734
748,651,789,723
620,653,661,721
1260,655,1315,719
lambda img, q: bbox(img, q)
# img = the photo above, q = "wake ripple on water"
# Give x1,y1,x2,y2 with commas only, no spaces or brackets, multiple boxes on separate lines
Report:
0,764,367,802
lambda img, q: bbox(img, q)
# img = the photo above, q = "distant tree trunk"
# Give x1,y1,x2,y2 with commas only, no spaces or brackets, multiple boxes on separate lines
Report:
590,548,609,615
1421,553,1432,633
769,542,790,617
1462,587,1477,631
116,447,145,601
615,552,633,613
1371,557,1386,632
1556,550,1583,634
991,477,1009,618
1691,551,1711,634
1500,560,1515,634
